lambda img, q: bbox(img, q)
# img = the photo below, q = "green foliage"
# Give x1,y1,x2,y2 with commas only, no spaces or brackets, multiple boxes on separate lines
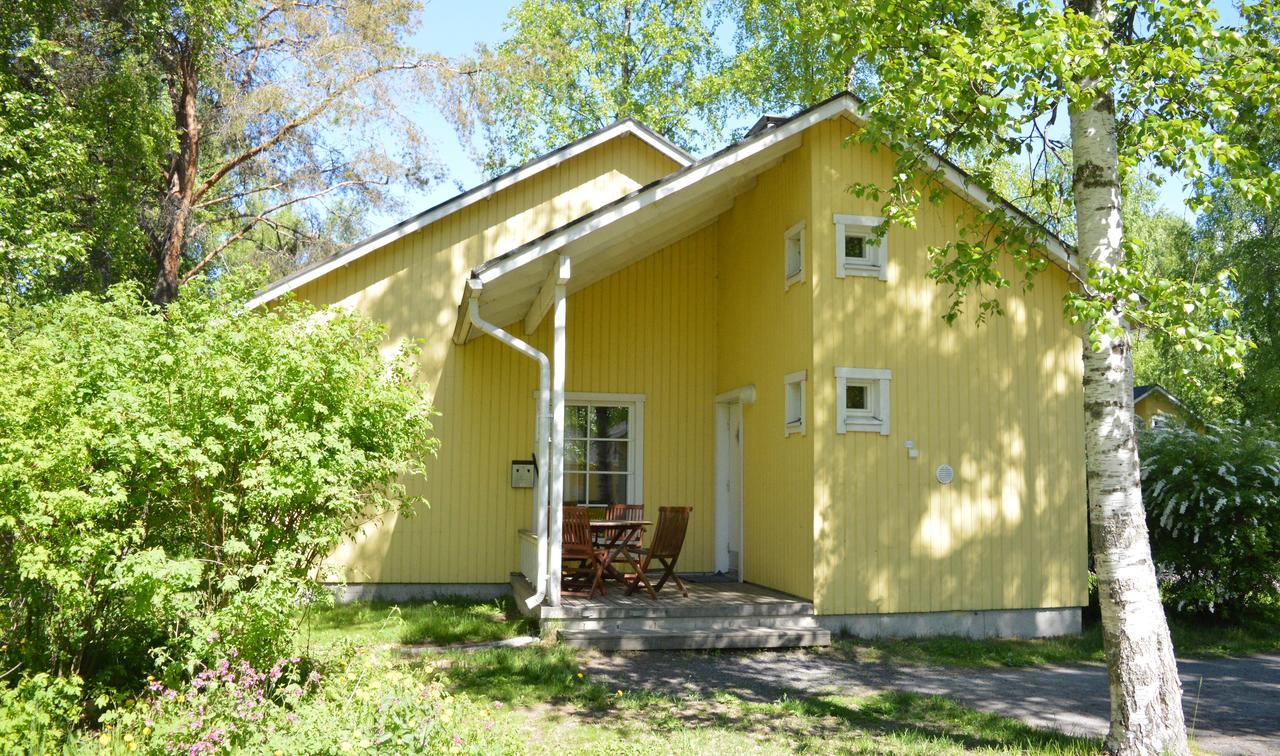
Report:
89,645,519,754
1140,421,1280,614
0,46,96,303
723,0,870,116
0,21,171,299
788,0,1278,377
0,281,436,695
454,0,727,172
0,673,84,753
1192,111,1280,419
2,0,443,300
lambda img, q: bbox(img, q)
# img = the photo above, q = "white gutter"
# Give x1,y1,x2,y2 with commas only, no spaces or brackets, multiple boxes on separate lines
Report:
465,279,552,610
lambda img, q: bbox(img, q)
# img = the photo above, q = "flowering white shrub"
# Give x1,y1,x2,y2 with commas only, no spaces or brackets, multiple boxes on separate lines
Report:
1140,421,1280,614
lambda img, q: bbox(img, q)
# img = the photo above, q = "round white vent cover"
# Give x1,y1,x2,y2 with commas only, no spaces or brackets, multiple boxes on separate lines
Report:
936,464,955,485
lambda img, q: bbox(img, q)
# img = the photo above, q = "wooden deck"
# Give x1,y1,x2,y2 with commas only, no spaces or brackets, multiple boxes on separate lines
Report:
511,573,831,650
549,579,810,618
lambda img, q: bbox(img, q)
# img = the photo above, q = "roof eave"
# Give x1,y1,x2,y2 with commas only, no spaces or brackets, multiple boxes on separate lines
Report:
244,120,693,310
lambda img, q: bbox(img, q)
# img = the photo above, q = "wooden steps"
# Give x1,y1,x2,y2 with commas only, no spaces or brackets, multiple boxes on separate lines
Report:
560,625,830,651
514,574,831,651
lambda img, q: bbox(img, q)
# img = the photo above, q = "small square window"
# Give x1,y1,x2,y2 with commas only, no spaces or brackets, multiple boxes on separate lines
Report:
844,235,867,261
835,367,891,435
784,222,805,289
845,383,869,413
784,370,807,436
835,214,888,280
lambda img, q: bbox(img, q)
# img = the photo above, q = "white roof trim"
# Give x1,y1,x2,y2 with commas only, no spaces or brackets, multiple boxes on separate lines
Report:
244,120,693,309
473,94,1075,287
1134,384,1191,414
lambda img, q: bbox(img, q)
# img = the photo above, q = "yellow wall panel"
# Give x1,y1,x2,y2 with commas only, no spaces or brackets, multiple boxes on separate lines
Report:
715,145,816,600
806,118,1089,615
1134,392,1183,428
299,134,683,583
528,228,720,571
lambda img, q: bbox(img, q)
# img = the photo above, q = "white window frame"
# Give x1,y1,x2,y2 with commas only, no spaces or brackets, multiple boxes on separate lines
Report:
784,221,806,290
834,214,888,281
565,392,645,505
783,370,807,437
835,368,891,436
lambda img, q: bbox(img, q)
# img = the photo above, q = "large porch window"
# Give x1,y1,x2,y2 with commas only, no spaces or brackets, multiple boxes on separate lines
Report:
564,393,644,508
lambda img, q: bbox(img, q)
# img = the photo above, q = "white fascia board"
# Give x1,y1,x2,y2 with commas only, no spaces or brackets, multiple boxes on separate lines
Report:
475,95,1075,289
244,121,692,310
475,99,848,286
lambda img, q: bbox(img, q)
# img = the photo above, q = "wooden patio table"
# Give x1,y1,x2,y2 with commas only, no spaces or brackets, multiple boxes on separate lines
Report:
588,519,656,598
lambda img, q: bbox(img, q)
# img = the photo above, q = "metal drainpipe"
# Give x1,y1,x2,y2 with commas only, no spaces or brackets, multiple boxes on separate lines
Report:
466,285,551,610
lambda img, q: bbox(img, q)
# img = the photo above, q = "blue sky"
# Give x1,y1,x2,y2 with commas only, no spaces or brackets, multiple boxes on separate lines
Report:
386,0,1221,229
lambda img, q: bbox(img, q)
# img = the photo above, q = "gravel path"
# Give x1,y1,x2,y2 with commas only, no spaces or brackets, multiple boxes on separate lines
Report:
581,650,1280,755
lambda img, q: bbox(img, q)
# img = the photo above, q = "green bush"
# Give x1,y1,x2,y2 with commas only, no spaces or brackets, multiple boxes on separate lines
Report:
89,645,519,754
0,281,437,703
1139,421,1280,614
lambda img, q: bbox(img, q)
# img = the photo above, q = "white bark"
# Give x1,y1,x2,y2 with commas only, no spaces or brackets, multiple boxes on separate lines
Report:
1069,2,1189,752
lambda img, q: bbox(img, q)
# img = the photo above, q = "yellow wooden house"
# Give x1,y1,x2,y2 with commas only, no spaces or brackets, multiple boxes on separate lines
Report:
1133,384,1192,429
249,93,1089,641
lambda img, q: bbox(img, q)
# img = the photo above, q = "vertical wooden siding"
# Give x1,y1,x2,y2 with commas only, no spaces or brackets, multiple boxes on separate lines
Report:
295,134,682,583
806,118,1089,615
1134,393,1181,428
715,146,816,600
528,228,720,571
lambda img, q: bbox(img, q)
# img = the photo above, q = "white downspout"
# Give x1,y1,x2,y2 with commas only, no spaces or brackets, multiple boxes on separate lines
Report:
465,279,551,610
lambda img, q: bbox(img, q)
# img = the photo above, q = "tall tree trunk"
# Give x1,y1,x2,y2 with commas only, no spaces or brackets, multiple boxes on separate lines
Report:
1068,2,1188,753
151,43,200,305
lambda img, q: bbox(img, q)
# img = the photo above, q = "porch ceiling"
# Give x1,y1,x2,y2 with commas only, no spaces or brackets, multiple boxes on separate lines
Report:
453,129,805,343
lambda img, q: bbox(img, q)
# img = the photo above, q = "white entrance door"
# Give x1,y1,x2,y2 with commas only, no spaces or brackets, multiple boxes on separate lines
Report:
715,389,751,578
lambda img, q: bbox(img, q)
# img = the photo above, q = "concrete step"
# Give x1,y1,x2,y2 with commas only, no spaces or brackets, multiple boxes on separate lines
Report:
560,625,832,651
559,614,825,633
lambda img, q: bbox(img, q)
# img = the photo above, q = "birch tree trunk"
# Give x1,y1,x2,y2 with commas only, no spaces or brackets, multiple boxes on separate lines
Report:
1068,1,1189,753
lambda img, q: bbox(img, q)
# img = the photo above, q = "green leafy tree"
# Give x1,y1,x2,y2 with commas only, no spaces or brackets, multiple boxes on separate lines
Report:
0,53,92,304
450,0,727,173
1124,181,1240,419
722,0,869,116
756,0,1279,751
1195,117,1280,418
2,0,454,304
0,279,436,690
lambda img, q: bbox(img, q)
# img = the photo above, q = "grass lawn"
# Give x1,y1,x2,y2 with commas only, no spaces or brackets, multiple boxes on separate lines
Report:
526,689,1099,754
832,606,1280,669
303,595,538,647
298,599,1101,753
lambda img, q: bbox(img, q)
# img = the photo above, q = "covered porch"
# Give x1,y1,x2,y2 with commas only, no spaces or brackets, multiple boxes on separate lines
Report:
446,110,822,644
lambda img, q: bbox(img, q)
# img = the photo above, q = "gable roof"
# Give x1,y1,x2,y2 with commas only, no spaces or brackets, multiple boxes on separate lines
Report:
456,92,1077,341
1134,383,1187,411
244,119,693,310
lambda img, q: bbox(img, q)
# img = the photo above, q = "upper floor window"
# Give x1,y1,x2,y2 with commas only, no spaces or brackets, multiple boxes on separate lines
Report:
784,221,805,289
835,367,891,435
834,214,888,281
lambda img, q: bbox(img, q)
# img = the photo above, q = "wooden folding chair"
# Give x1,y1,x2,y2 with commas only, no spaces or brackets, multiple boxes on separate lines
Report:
626,506,692,597
602,503,645,548
562,506,607,597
